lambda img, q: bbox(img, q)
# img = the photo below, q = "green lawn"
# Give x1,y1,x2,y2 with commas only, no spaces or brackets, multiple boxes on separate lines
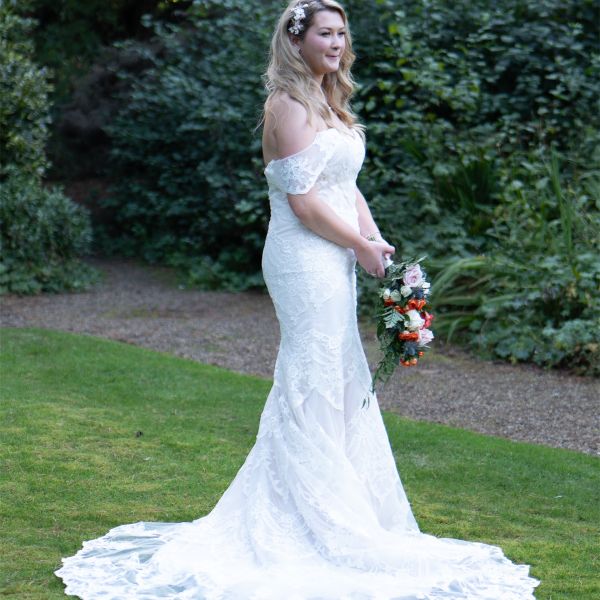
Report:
1,327,598,599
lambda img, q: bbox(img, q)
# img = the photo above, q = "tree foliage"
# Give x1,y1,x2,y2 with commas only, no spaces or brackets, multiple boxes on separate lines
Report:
17,0,186,101
0,10,51,178
0,5,97,294
99,0,280,285
351,0,600,374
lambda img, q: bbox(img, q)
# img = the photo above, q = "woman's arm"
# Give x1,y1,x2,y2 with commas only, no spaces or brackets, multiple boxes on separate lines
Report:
355,186,383,241
288,187,392,277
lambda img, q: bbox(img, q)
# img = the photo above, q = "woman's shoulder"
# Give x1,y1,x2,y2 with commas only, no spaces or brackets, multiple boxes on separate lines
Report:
265,92,318,158
266,92,308,127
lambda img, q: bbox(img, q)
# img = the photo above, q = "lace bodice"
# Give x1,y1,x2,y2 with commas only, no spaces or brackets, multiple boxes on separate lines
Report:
262,127,364,281
265,127,364,195
265,127,364,227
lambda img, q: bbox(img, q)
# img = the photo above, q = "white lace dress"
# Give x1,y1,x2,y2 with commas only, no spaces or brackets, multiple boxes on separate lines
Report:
54,127,540,599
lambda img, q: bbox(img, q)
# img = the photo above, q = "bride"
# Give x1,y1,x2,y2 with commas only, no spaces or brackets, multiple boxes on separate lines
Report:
55,1,540,598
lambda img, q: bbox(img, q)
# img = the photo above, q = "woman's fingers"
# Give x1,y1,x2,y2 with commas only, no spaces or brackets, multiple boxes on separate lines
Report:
373,242,394,276
356,240,395,277
370,240,395,255
382,242,395,256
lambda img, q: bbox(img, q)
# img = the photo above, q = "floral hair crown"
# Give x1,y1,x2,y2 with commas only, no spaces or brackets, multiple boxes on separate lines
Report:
288,3,310,36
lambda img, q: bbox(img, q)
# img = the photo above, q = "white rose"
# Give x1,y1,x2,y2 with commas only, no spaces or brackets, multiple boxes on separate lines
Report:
406,309,425,331
400,285,412,297
382,288,391,300
418,328,434,345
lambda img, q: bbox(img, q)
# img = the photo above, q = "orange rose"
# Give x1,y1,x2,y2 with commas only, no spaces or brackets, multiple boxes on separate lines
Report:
398,332,419,341
407,299,426,311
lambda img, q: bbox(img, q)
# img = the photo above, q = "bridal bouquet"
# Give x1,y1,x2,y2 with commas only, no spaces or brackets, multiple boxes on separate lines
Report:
363,257,434,408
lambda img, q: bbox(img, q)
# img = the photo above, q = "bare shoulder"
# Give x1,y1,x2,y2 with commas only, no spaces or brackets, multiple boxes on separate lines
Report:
266,92,318,159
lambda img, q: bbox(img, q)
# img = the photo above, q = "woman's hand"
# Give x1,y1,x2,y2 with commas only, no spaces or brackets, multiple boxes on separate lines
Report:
354,239,395,278
366,233,394,265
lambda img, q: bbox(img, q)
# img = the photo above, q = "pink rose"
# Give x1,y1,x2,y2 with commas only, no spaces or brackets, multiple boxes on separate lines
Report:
403,264,424,288
418,328,434,346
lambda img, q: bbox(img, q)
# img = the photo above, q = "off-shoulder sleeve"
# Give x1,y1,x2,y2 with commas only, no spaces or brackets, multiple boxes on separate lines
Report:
264,130,337,195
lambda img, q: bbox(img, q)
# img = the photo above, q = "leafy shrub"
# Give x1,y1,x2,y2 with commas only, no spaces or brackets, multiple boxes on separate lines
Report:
354,0,598,249
428,143,600,374
17,0,194,180
0,6,98,294
0,169,98,294
352,0,600,374
0,9,51,178
17,0,186,103
99,0,280,288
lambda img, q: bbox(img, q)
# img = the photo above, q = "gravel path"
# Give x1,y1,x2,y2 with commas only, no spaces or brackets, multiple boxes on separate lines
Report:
2,257,598,456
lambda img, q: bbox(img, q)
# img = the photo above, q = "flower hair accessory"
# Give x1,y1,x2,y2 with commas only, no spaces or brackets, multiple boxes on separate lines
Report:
288,3,309,35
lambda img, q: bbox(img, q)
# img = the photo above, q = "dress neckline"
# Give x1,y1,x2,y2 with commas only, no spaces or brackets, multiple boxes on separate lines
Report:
264,127,355,170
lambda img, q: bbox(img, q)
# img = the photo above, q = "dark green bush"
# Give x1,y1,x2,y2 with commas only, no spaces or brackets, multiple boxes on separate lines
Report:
354,0,599,255
0,6,98,294
0,168,98,294
352,0,600,374
99,0,280,287
0,9,51,178
402,137,600,374
18,0,186,103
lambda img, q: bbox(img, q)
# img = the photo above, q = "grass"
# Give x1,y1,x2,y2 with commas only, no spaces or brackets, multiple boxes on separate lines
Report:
1,327,598,599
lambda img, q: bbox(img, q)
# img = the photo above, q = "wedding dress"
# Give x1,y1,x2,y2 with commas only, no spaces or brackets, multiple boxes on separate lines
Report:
55,127,540,599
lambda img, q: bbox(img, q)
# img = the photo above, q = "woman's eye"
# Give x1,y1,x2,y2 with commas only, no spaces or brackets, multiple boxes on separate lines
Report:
320,31,345,37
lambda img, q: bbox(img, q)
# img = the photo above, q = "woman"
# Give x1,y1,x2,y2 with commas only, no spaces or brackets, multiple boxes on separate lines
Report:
55,2,540,598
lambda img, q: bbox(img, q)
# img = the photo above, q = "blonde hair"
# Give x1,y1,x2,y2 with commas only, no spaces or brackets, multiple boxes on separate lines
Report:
261,0,364,138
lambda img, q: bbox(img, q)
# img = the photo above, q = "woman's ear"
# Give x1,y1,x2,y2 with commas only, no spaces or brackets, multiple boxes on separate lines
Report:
289,34,301,52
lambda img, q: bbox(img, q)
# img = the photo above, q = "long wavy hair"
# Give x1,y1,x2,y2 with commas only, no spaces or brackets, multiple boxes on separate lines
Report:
261,0,364,137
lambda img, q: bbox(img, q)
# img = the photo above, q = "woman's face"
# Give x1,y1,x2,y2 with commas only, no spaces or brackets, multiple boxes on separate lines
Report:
296,10,346,80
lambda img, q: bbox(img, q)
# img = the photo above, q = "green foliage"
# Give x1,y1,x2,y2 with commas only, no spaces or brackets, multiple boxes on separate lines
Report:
354,0,599,253
358,0,599,149
0,7,51,178
0,6,98,295
17,0,182,102
99,0,281,287
429,146,600,374
0,169,99,294
352,0,600,374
